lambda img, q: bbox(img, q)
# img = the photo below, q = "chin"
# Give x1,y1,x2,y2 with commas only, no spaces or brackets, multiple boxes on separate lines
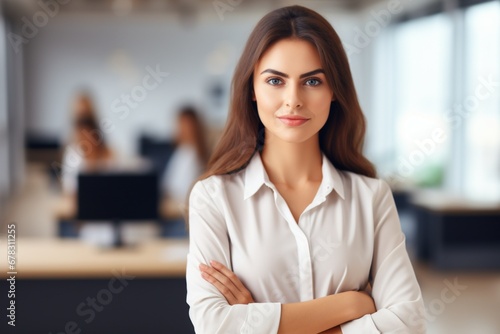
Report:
268,130,318,145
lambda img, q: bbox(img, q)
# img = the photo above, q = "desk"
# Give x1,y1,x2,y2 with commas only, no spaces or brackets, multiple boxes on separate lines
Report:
4,238,188,279
0,238,194,333
410,191,500,269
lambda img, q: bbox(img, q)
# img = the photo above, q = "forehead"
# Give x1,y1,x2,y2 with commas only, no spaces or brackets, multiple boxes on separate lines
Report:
255,38,323,75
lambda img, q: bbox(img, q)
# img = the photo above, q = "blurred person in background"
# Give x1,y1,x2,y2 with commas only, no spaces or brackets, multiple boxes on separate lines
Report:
54,92,115,223
161,106,208,220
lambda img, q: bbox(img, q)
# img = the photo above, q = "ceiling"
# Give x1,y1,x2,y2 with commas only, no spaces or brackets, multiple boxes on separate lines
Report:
1,0,386,16
1,0,442,19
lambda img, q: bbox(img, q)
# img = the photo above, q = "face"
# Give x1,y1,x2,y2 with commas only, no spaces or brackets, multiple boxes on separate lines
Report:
177,115,195,144
253,38,334,145
74,97,92,118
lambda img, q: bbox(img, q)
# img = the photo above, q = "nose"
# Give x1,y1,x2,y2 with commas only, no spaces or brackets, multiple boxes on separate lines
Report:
284,85,303,109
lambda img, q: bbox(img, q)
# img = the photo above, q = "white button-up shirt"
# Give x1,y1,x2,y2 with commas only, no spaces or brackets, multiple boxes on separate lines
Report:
186,151,425,333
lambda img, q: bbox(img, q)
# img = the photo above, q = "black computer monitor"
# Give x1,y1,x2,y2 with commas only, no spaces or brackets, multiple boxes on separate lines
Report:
138,135,176,175
77,172,159,221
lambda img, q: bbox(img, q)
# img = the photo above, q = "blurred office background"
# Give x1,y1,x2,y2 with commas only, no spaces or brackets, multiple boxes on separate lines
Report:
0,0,499,333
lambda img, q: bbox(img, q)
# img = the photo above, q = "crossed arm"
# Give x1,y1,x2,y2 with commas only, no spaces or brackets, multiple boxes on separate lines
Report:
199,260,376,334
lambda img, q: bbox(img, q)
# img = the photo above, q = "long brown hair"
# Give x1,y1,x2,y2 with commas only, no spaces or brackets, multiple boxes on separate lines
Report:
177,106,209,168
71,93,112,160
201,5,376,180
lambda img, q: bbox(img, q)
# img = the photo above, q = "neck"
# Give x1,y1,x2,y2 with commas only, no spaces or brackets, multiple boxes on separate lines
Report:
260,132,322,188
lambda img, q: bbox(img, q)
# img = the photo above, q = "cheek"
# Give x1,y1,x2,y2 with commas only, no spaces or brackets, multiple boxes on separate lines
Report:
254,87,281,112
309,92,332,120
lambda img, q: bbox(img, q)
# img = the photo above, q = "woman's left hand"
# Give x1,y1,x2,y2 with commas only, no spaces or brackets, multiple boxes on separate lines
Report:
199,260,255,305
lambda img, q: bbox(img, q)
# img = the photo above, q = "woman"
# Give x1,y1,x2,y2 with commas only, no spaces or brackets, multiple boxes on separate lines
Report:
61,93,114,195
56,93,115,221
162,106,208,215
187,6,425,334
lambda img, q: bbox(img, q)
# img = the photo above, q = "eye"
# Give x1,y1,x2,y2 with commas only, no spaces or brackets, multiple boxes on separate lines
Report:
305,78,322,86
266,77,283,86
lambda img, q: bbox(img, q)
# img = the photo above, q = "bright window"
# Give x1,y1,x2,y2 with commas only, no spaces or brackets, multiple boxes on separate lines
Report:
393,13,453,186
463,1,500,201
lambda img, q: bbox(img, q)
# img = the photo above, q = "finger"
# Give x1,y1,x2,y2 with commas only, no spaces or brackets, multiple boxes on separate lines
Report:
200,267,238,304
200,262,254,305
210,260,252,297
209,261,254,304
200,262,242,296
201,272,237,304
199,263,241,300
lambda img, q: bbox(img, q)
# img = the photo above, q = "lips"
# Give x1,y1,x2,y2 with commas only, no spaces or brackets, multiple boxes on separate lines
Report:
278,115,310,126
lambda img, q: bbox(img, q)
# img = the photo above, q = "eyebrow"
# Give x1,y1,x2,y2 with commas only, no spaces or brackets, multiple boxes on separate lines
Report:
259,68,325,79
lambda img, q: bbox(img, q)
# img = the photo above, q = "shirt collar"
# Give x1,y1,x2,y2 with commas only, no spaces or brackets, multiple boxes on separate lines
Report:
243,151,269,200
243,151,345,200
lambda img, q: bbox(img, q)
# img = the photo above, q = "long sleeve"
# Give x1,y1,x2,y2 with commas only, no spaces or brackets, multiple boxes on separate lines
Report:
340,180,426,334
162,145,203,203
61,145,81,195
186,179,281,334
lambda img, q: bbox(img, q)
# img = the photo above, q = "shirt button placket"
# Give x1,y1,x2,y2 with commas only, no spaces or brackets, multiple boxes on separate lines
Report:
297,232,314,301
272,186,315,301
295,213,314,301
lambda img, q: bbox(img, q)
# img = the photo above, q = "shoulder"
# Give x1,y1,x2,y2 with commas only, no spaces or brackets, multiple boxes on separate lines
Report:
170,146,201,166
189,172,245,219
190,170,243,201
104,147,116,160
338,172,397,228
338,170,391,201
